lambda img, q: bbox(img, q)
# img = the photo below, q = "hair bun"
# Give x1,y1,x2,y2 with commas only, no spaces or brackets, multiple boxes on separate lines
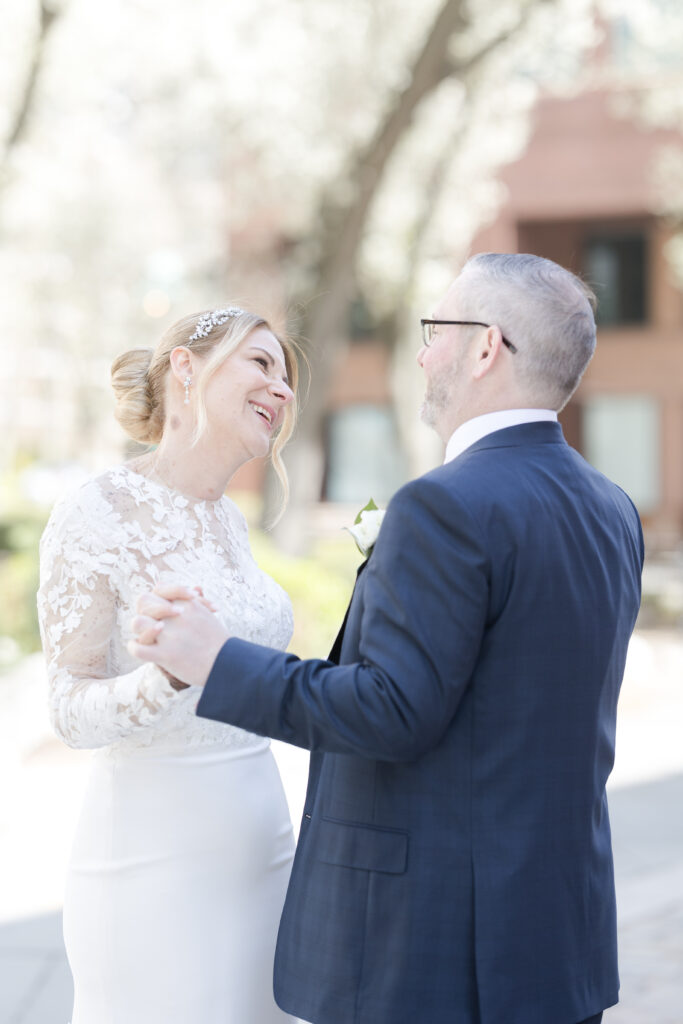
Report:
110,348,161,444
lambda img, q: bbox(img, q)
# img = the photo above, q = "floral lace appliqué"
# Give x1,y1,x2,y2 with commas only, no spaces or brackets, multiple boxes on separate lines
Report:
37,465,293,752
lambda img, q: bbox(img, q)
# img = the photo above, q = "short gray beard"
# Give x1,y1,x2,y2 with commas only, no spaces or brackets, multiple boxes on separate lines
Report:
420,380,449,429
419,357,465,432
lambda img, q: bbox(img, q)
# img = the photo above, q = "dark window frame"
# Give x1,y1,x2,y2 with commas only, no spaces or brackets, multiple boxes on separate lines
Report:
583,229,649,327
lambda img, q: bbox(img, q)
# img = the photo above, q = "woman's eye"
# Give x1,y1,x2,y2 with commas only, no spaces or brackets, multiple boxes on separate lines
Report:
254,357,268,370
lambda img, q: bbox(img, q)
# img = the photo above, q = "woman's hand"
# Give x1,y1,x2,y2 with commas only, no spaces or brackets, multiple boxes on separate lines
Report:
128,585,228,688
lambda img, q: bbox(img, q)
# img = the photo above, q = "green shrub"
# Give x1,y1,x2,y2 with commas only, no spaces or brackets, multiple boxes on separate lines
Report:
250,531,359,659
0,510,48,669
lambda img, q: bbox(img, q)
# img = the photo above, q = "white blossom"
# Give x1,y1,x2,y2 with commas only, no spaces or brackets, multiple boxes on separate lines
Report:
347,508,386,557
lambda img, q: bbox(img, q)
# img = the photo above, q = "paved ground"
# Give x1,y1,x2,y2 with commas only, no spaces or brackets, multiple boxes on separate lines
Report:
0,631,681,1023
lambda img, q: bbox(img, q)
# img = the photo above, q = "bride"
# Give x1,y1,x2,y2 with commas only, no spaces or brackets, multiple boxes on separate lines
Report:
37,307,301,1023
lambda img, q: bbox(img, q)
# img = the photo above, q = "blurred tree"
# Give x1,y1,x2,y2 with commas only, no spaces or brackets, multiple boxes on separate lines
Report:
0,0,599,542
268,0,596,548
0,1,63,174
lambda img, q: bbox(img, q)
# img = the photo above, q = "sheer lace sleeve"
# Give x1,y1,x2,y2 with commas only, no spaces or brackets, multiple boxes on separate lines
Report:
37,483,178,749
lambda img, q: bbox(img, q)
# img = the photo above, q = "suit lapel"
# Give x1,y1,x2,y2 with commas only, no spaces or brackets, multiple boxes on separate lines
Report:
327,558,369,664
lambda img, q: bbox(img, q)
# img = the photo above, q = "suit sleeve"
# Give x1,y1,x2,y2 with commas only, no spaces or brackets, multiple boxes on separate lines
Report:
197,476,489,761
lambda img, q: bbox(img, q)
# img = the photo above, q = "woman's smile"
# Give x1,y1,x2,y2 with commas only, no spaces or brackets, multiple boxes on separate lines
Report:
249,400,276,430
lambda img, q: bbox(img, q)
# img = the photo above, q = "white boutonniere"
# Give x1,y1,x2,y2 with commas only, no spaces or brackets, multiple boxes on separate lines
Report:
346,498,386,558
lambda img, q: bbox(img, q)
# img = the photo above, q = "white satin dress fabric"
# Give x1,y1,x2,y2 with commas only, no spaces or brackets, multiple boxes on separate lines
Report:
37,465,299,1023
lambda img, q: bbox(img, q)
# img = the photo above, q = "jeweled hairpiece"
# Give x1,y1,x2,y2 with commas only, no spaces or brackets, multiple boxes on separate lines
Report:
188,307,245,342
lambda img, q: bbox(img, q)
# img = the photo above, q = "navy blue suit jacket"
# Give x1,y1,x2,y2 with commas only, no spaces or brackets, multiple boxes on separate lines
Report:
197,422,643,1024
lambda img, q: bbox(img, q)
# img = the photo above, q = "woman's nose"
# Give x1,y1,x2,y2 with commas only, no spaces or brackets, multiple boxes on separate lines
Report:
269,378,294,404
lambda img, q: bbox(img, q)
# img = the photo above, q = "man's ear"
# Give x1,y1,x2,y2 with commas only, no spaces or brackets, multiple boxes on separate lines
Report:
472,327,504,380
168,346,194,383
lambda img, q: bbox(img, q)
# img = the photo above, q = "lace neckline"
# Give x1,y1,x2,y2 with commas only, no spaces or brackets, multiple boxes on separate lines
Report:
118,462,229,508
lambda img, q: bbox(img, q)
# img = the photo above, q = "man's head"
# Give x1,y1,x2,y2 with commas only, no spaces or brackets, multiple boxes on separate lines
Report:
418,252,597,442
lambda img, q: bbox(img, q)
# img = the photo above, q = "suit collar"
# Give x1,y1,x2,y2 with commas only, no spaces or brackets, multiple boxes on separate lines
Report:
459,420,566,457
444,409,558,463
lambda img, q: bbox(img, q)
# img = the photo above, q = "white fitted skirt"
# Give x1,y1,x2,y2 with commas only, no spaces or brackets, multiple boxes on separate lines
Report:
63,739,297,1024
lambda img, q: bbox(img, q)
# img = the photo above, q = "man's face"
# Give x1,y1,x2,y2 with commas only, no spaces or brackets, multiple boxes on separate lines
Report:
418,278,474,441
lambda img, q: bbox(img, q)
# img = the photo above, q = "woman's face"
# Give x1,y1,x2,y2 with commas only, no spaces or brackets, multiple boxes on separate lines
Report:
200,327,294,461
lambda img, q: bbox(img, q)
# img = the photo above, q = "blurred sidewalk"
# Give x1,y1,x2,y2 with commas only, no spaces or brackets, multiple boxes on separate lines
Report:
0,632,681,1023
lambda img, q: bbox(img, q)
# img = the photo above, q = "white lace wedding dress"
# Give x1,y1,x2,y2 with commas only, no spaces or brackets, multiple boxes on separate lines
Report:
37,463,298,1024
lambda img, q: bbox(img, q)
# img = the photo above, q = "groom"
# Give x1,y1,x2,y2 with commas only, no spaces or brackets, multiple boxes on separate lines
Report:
131,253,643,1024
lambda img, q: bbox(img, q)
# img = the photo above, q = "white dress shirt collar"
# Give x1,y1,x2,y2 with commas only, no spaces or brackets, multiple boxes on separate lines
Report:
444,409,558,465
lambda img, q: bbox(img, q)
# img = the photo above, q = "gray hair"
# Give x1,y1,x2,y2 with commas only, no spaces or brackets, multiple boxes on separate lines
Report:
458,253,597,410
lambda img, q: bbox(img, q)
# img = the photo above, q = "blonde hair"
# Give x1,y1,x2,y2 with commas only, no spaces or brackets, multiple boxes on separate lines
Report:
111,308,300,511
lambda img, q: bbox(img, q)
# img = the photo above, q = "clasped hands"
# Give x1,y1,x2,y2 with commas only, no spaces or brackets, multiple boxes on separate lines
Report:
128,585,230,688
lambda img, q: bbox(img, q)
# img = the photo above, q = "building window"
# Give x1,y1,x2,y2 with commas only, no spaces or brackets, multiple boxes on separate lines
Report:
325,404,406,504
583,394,659,513
584,233,647,326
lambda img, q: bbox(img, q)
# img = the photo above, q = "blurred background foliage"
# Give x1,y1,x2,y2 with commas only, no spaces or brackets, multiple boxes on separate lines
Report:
0,461,48,666
249,528,359,660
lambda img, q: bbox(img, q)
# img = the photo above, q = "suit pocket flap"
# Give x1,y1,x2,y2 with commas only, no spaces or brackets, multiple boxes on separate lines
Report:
316,817,408,875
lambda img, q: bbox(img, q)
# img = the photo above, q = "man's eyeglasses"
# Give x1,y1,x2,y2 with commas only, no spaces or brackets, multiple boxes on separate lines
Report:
420,319,518,354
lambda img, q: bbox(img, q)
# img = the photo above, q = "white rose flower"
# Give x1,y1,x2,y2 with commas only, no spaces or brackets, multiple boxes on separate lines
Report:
347,506,386,557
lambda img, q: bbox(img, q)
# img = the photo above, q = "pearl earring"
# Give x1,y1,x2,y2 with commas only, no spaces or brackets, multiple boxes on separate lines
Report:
183,376,192,405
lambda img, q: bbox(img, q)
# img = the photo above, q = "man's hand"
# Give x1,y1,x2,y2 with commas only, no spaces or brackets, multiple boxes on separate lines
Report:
128,585,229,688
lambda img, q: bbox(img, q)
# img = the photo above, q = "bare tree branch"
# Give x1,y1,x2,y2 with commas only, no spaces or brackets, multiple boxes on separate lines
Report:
2,1,63,168
309,0,547,340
